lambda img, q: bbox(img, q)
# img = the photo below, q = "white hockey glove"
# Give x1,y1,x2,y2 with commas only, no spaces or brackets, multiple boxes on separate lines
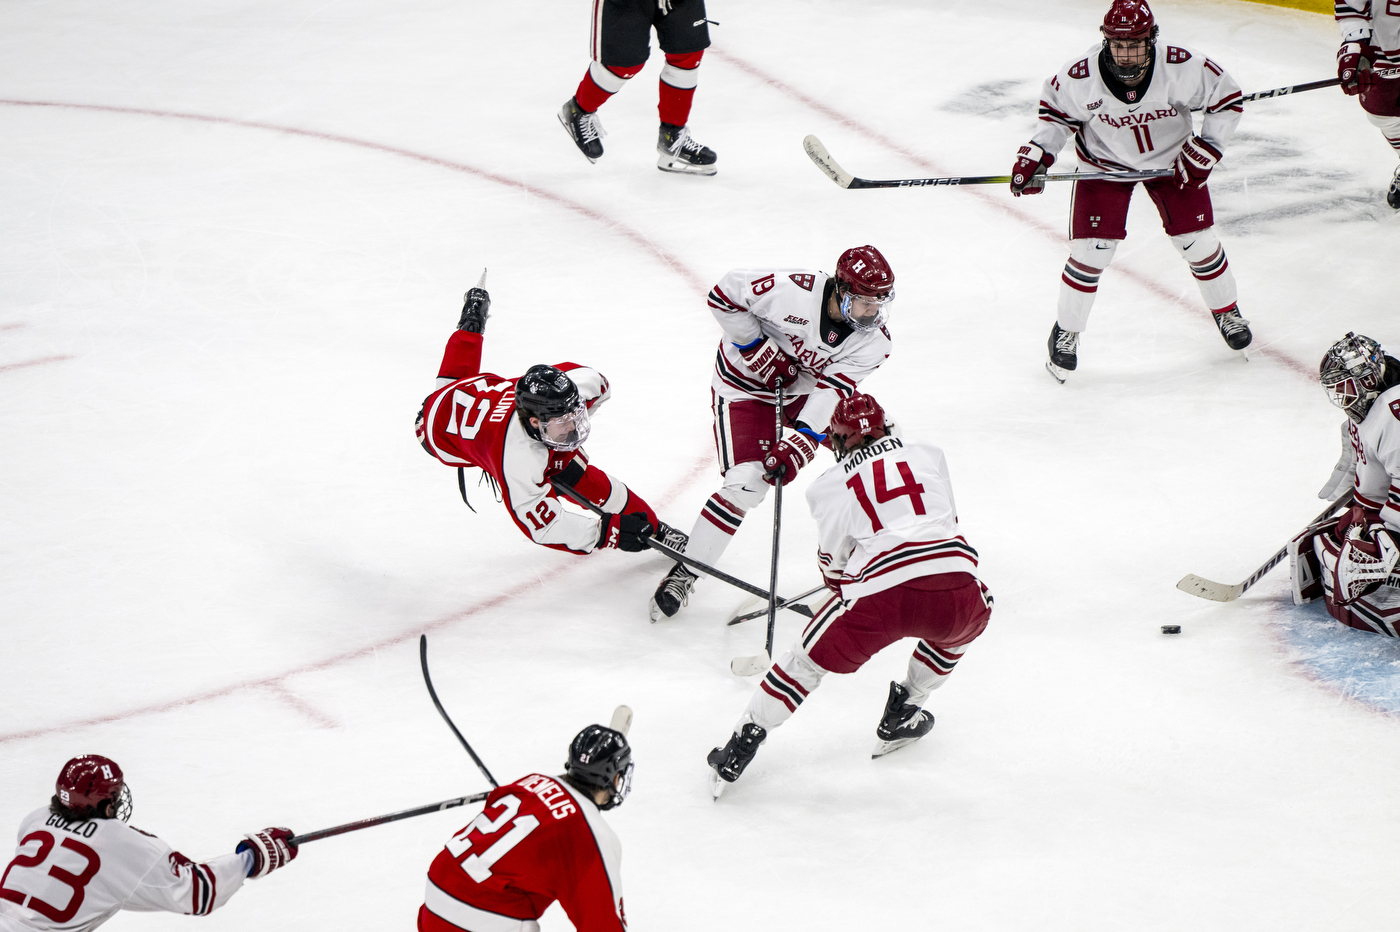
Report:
237,828,299,878
1333,524,1400,606
1318,421,1357,500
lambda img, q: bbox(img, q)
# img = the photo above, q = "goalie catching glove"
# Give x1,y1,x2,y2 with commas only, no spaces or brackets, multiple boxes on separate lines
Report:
763,427,821,486
237,827,298,878
1333,520,1400,606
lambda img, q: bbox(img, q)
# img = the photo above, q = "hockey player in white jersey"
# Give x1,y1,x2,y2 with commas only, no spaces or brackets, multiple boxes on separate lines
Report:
1334,1,1400,207
0,756,296,931
1290,333,1400,635
707,394,993,794
648,246,895,621
1009,0,1250,380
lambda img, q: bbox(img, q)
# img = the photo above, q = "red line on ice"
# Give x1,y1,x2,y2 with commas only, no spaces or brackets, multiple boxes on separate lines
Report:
710,49,1314,379
0,354,73,373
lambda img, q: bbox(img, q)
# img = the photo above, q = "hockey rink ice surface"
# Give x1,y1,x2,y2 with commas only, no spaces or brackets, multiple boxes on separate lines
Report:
3,0,1399,928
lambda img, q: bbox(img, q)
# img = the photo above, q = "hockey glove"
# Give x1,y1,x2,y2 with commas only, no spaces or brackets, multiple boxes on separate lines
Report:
600,512,655,552
1335,503,1383,542
1173,136,1221,190
735,336,801,390
1010,143,1053,197
1338,42,1366,95
822,570,844,599
238,828,298,879
762,427,821,486
1334,524,1400,605
457,286,491,333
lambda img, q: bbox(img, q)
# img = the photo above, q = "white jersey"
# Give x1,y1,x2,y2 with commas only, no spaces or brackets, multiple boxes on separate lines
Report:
1031,42,1243,172
805,435,978,600
708,268,891,434
1347,382,1400,530
1336,2,1400,70
0,809,248,932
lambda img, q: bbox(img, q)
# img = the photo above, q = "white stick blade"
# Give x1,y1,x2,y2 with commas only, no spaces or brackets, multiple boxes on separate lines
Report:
802,135,854,188
1176,574,1243,602
729,652,770,677
609,705,633,736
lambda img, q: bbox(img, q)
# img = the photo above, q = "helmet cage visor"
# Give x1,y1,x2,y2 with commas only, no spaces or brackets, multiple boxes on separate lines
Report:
838,290,894,331
537,403,591,451
601,761,634,811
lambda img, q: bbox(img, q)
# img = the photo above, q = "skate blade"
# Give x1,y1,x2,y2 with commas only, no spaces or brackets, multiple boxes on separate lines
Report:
648,598,663,624
657,156,718,176
871,737,920,759
709,770,727,799
1045,359,1069,384
1238,348,1251,361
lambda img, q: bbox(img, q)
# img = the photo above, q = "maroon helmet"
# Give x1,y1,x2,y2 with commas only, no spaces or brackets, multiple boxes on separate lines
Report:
56,755,131,821
1101,0,1156,39
833,246,895,331
828,393,888,454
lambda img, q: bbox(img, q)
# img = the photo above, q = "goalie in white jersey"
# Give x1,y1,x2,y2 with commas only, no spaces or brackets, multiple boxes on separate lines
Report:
707,394,993,794
1009,0,1250,381
0,756,296,932
648,246,894,621
1334,1,1400,207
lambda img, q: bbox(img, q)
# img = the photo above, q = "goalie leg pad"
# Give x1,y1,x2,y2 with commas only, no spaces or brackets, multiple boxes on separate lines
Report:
1289,517,1337,605
1316,532,1400,635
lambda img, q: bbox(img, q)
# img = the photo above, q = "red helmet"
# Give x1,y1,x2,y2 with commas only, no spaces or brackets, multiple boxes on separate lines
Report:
56,755,128,819
828,393,887,454
1102,0,1156,40
834,245,894,298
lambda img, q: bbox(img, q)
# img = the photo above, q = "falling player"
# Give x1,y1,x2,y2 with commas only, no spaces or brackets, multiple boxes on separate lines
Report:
1290,333,1400,634
647,246,895,621
419,724,633,932
707,394,993,795
0,756,296,930
1010,0,1250,381
1335,1,1400,207
558,0,718,175
416,273,683,558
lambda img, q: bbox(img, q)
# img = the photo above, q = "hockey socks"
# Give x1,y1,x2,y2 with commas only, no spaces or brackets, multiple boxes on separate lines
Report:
657,51,702,126
573,61,645,113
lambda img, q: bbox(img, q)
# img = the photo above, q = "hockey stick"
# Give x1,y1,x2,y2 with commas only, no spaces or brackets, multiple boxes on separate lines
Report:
547,477,815,618
802,135,1172,190
730,388,786,677
727,584,826,625
420,635,499,788
1238,67,1400,103
288,791,490,847
1175,491,1355,602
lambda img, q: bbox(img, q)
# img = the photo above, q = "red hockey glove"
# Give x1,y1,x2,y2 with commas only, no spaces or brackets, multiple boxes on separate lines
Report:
763,427,821,486
238,828,298,879
736,336,801,390
599,512,654,552
1338,42,1365,96
1173,136,1222,190
1010,143,1053,197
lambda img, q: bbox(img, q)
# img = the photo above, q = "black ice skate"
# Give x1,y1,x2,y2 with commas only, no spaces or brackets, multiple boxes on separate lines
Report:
1212,305,1252,352
558,97,605,164
649,563,697,623
872,682,935,759
657,123,718,176
652,522,688,554
1046,321,1080,384
707,722,766,798
1387,165,1400,210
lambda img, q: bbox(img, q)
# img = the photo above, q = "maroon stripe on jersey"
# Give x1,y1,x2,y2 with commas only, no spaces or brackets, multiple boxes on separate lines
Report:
191,863,216,915
800,596,847,649
1072,137,1132,172
709,285,745,313
760,679,798,712
1356,491,1385,510
844,538,979,585
1207,89,1242,113
816,371,859,397
1038,101,1081,129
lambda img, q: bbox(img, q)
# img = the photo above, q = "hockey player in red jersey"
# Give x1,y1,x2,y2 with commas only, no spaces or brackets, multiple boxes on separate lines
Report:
419,724,633,932
558,0,717,175
1010,0,1250,381
0,756,296,931
1334,2,1400,207
416,274,684,558
706,394,993,796
647,246,895,622
1290,333,1400,635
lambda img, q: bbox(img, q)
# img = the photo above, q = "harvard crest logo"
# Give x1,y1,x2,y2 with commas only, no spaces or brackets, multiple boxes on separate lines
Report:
789,273,815,291
1166,46,1191,64
1126,89,1137,102
827,330,839,345
1391,399,1400,421
1069,58,1090,79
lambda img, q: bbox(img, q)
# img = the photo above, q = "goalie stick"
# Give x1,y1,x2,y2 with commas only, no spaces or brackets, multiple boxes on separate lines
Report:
1175,491,1355,602
802,135,1172,190
546,476,815,618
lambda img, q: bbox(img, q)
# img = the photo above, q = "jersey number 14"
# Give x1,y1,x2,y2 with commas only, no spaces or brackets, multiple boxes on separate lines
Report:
845,460,926,532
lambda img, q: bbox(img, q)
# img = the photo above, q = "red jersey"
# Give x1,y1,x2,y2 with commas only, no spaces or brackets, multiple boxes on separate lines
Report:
417,331,614,554
418,774,625,932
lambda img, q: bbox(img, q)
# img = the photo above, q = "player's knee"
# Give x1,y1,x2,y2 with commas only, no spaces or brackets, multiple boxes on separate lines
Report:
663,50,703,69
1169,227,1222,263
1068,237,1119,270
720,462,769,511
588,60,645,94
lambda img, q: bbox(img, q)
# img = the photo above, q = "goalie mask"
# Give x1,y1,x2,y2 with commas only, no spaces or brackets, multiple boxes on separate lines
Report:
55,755,133,822
565,724,633,811
1319,332,1387,423
516,365,592,451
834,245,895,332
1101,0,1157,84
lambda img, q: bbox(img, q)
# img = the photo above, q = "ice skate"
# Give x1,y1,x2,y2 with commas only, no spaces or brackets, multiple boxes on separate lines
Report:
652,521,688,555
871,682,935,759
558,97,605,164
649,563,697,622
1387,164,1400,210
1045,321,1079,384
707,723,766,797
1212,305,1252,352
657,123,717,176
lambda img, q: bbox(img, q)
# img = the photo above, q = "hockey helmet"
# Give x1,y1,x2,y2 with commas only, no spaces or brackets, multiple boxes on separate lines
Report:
1320,332,1388,422
55,755,132,821
564,724,633,811
1101,0,1157,82
833,245,895,332
828,393,889,456
515,365,591,451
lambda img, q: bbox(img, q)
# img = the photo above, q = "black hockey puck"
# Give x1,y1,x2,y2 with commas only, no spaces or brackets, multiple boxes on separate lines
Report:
1161,624,1182,635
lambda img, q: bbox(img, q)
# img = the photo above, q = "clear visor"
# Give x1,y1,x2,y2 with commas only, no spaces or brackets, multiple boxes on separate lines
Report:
537,403,591,451
839,291,894,331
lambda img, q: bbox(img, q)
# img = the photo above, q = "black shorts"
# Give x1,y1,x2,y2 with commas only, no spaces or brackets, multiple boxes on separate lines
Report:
592,0,710,66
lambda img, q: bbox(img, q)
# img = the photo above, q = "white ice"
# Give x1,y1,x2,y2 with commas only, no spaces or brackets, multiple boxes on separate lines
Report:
2,0,1399,929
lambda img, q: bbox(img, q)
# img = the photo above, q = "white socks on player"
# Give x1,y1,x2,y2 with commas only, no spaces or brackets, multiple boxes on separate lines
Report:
1364,112,1400,156
1056,237,1119,333
1170,227,1238,313
681,462,769,567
